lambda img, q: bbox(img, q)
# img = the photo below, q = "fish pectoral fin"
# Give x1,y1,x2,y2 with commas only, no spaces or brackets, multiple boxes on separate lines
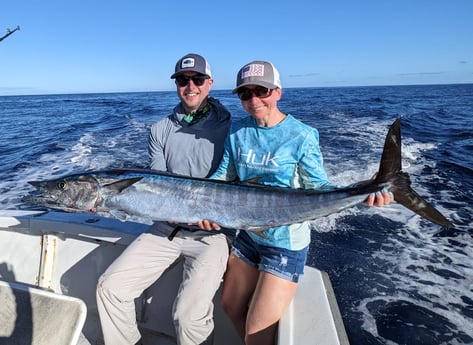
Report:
104,177,143,193
107,209,154,225
107,209,129,221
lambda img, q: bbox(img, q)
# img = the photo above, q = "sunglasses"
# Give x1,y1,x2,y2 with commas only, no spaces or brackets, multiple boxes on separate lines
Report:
175,75,209,87
237,86,273,101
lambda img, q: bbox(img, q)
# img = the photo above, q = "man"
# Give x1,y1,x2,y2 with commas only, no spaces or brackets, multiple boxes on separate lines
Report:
96,53,231,345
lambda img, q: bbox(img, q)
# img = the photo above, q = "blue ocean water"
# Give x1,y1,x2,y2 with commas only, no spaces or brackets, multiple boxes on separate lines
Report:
1,84,472,344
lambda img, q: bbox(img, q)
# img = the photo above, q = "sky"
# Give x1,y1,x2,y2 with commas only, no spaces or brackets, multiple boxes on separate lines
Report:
1,0,472,96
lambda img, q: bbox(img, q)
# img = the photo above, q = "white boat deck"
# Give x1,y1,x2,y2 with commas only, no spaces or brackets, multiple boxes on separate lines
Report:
0,210,349,345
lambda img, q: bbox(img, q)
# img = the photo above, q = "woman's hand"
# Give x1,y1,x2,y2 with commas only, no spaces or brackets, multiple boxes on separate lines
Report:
364,187,394,207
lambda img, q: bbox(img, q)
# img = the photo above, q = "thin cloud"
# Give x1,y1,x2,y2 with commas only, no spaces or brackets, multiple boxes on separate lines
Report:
397,72,444,76
288,73,320,78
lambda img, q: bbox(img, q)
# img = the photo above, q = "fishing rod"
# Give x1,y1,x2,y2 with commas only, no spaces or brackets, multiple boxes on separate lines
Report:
0,26,20,42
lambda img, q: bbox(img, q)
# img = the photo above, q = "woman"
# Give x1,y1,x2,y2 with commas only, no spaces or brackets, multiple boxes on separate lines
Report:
200,60,393,344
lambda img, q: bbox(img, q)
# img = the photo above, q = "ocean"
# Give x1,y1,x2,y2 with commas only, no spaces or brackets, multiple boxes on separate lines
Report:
1,84,472,345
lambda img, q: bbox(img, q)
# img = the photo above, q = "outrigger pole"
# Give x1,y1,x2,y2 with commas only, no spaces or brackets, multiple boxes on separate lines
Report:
0,26,20,42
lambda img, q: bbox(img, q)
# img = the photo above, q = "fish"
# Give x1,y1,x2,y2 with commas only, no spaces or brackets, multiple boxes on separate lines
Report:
26,119,453,231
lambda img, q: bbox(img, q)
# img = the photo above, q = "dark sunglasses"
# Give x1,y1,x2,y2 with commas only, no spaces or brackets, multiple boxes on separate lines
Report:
237,86,273,101
175,75,209,87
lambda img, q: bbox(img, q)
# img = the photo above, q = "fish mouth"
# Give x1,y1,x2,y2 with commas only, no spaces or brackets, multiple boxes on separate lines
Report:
23,182,59,207
22,193,57,206
22,193,77,213
28,180,43,189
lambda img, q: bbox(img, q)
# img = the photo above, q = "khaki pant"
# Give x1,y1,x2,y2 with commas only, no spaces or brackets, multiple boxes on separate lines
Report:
96,223,229,345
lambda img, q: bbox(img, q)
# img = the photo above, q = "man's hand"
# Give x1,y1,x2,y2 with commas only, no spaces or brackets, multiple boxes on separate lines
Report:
193,220,221,231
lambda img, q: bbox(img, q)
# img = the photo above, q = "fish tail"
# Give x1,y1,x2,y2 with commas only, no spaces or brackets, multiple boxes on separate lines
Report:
375,119,453,228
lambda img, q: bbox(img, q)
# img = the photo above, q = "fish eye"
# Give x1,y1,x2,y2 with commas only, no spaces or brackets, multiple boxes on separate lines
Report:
57,181,67,190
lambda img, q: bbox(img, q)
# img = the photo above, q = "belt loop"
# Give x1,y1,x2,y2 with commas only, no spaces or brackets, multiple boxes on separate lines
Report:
168,226,183,241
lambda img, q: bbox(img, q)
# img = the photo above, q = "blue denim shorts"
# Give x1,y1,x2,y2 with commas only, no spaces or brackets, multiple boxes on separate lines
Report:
231,230,308,283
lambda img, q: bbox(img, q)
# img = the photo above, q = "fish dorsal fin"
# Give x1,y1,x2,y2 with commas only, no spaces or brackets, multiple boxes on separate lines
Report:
239,177,261,185
103,177,143,193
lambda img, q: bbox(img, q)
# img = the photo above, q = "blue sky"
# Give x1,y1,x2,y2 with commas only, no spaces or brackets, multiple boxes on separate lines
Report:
1,0,472,95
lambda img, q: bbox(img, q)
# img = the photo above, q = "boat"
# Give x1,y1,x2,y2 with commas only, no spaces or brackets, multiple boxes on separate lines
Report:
0,210,350,345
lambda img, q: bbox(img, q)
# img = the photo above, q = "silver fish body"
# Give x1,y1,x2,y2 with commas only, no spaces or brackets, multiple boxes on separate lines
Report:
27,119,453,230
103,172,375,230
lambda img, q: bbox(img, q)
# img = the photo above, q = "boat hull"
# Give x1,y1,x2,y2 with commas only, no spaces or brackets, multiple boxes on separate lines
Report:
0,210,349,345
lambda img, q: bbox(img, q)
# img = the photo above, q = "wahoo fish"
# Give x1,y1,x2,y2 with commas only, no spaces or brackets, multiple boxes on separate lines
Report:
27,119,453,230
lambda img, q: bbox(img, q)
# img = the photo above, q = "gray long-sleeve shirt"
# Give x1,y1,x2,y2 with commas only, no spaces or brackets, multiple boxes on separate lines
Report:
148,97,231,178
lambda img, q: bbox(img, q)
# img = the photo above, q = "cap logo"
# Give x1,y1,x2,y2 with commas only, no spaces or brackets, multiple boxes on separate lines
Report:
242,64,264,79
181,58,195,69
